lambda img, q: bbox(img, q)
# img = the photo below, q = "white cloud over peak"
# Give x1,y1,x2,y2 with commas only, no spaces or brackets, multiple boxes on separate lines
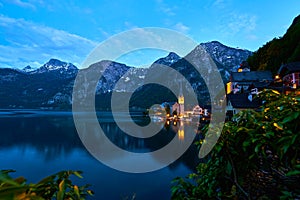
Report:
217,13,257,39
228,14,257,33
0,15,97,68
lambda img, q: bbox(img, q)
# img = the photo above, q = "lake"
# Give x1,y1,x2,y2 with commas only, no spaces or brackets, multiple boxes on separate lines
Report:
0,110,201,199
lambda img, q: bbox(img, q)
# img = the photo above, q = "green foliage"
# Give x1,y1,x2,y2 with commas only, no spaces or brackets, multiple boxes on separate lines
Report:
171,90,300,199
247,15,300,74
0,170,94,200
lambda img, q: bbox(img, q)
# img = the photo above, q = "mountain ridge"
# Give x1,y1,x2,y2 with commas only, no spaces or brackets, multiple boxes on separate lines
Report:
0,41,252,109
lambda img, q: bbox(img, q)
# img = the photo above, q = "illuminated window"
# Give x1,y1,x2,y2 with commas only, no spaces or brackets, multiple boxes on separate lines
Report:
226,82,232,94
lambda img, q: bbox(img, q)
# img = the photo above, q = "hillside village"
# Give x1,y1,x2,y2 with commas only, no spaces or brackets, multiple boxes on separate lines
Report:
149,60,300,122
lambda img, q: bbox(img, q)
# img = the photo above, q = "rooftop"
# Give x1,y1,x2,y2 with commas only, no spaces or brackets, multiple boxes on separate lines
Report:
278,62,300,77
227,93,261,109
231,71,273,82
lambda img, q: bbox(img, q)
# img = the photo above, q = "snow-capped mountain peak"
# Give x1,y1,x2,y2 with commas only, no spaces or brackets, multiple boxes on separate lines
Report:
200,41,252,67
31,58,78,74
42,58,77,71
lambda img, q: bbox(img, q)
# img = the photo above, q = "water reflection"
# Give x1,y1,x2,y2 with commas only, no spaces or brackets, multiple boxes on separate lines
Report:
178,123,185,141
0,116,83,160
0,111,202,199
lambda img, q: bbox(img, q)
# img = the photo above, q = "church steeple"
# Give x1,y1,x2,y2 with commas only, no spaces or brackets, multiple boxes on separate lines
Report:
178,80,184,104
178,80,184,116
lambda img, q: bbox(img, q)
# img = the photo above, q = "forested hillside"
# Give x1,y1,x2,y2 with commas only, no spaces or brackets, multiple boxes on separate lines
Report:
247,15,300,74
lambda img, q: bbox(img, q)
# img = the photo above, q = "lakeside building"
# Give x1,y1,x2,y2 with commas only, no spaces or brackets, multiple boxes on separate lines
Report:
149,62,300,122
275,62,300,95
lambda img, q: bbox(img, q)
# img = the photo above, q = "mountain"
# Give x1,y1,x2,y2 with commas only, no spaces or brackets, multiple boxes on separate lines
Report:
247,14,300,74
200,41,252,76
31,58,78,76
153,52,181,66
22,65,35,73
129,44,252,107
0,41,252,109
76,60,131,95
0,59,79,109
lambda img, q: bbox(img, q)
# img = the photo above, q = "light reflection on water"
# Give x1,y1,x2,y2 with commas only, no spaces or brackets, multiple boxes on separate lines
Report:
0,111,201,199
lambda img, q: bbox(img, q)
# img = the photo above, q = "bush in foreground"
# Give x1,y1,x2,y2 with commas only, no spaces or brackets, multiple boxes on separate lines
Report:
171,90,300,199
0,170,93,200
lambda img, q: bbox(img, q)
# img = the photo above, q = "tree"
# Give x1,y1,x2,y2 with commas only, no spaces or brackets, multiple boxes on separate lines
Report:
247,15,300,74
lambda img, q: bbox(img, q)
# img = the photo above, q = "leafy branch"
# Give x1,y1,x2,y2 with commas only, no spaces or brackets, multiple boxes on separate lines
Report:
171,89,300,199
0,170,94,200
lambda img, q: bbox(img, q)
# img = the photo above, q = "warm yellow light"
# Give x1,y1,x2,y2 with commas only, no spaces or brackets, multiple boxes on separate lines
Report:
238,68,243,72
293,83,297,89
178,129,184,140
167,120,170,125
226,82,232,94
178,95,184,104
275,75,280,79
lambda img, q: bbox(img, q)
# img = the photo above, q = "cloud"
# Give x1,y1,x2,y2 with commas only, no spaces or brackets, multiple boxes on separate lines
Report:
7,0,36,9
212,12,259,46
156,0,176,16
124,21,138,29
212,0,225,9
218,13,257,37
173,22,190,33
0,15,97,68
97,27,110,39
228,14,256,33
246,34,258,41
4,0,65,12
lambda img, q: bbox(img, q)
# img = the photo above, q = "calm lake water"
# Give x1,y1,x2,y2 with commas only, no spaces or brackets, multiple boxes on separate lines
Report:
0,110,201,199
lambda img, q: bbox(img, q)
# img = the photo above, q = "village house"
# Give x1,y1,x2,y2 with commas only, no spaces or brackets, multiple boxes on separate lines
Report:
226,71,273,95
226,68,273,119
276,62,300,95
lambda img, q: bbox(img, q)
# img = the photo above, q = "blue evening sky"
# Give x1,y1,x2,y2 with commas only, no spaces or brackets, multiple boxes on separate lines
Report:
0,0,299,69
